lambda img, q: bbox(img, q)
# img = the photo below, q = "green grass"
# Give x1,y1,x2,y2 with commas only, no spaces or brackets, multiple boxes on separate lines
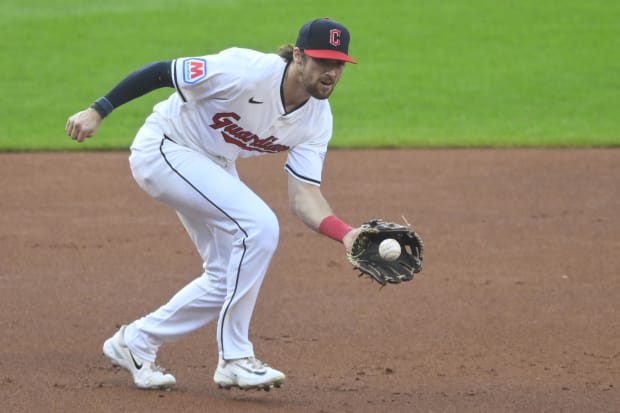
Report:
1,0,618,150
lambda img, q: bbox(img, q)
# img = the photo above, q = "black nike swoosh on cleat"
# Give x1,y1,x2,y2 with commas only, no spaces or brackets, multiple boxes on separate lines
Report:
129,351,143,370
239,365,266,375
248,97,264,104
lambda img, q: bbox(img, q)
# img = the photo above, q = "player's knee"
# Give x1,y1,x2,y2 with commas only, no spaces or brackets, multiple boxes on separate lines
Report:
245,208,279,250
129,152,164,199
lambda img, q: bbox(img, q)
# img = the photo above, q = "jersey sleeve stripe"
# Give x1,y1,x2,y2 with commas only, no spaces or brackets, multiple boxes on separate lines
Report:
284,163,321,186
171,59,188,103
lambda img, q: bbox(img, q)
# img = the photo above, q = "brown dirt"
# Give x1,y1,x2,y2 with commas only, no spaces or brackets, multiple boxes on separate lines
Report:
1,149,618,413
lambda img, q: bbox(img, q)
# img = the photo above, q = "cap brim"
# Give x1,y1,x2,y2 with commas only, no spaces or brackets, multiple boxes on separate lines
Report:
304,49,358,64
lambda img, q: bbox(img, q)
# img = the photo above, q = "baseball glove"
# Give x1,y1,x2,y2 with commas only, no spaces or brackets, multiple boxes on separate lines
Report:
347,219,424,286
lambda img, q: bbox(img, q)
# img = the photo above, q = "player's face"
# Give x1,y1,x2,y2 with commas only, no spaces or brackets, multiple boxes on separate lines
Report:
300,55,345,100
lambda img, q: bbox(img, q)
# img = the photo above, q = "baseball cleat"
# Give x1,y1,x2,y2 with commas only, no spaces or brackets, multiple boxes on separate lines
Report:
102,325,176,390
213,356,285,391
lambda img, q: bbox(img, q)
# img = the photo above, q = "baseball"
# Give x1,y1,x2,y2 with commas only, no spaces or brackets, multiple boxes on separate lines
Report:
379,238,401,262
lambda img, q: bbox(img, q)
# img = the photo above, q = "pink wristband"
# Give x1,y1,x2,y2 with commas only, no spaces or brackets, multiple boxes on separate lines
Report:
319,215,353,242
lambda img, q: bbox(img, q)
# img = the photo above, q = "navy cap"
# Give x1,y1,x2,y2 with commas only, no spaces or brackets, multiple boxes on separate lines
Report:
295,18,357,64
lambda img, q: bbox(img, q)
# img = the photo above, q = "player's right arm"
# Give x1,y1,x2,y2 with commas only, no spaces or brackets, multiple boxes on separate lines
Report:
287,174,361,251
65,61,173,142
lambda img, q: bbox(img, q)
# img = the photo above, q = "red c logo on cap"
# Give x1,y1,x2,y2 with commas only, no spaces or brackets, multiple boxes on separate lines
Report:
329,29,342,46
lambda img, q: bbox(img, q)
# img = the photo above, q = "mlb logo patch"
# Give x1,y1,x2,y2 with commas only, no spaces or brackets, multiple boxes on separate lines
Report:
183,58,207,84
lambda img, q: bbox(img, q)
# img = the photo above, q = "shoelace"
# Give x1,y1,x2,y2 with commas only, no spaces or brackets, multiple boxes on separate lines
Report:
244,357,268,370
148,363,169,374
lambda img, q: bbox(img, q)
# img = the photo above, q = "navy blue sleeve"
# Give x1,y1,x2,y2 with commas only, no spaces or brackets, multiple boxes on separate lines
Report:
91,61,174,117
105,61,174,107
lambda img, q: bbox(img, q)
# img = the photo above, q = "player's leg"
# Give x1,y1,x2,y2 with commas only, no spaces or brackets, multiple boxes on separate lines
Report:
105,212,230,389
123,212,231,358
163,206,287,390
129,136,279,352
112,133,283,388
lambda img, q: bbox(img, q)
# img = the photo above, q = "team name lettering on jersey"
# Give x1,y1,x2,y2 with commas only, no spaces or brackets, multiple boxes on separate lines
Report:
183,58,207,84
209,112,290,154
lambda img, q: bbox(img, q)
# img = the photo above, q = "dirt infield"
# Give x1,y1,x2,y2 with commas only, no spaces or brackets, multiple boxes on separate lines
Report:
1,149,618,413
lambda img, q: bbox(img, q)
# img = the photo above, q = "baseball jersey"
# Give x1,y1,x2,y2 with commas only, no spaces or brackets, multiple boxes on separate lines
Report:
142,47,333,186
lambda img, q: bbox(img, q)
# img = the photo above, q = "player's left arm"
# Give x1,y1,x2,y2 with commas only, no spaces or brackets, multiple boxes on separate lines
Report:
287,175,360,250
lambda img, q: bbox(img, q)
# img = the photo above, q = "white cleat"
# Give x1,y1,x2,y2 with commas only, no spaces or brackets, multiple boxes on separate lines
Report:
213,356,285,391
102,325,176,390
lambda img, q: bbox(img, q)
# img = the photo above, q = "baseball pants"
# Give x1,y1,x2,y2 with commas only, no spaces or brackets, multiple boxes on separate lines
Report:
122,126,279,362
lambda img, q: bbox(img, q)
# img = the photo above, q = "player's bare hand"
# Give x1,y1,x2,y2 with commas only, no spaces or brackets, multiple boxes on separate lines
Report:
65,108,103,142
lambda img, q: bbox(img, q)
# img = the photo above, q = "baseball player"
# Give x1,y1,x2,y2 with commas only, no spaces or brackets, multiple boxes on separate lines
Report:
66,18,361,391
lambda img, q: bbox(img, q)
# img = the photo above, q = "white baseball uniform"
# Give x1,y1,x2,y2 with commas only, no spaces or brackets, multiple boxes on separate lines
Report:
123,48,332,362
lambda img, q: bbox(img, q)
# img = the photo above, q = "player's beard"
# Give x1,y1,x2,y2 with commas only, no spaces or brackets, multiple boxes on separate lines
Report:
303,74,338,100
